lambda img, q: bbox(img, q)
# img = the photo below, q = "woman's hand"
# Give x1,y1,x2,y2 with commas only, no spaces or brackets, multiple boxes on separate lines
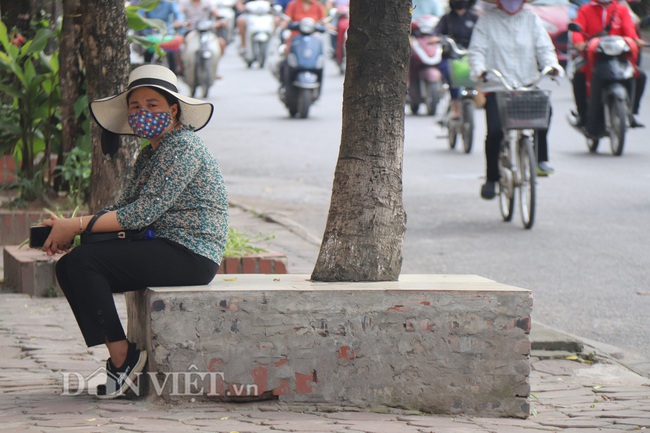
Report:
40,216,79,256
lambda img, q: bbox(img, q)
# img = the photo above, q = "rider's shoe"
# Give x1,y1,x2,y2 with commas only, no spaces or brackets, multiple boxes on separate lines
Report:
480,181,496,200
536,161,554,177
630,116,645,128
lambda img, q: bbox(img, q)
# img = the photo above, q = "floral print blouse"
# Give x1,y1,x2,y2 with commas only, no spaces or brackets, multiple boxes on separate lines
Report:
106,126,229,265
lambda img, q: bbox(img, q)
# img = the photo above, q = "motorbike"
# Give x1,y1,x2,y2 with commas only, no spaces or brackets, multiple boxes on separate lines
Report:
407,15,444,116
330,5,349,75
278,18,327,119
241,0,275,68
182,20,222,98
215,0,237,45
566,22,638,156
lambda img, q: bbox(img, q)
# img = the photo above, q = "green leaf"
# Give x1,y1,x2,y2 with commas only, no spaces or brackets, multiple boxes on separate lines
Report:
24,58,37,83
128,14,166,33
0,83,22,99
23,28,53,56
132,0,162,12
73,94,89,118
0,21,9,52
0,51,12,66
49,52,59,73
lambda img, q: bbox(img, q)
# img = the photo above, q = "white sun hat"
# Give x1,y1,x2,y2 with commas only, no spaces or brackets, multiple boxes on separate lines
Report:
89,64,214,135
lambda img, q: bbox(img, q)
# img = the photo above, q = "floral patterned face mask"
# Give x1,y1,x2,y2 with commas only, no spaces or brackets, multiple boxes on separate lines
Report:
127,109,172,139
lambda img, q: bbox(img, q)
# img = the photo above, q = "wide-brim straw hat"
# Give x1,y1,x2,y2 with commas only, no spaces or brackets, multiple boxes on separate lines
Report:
89,64,214,135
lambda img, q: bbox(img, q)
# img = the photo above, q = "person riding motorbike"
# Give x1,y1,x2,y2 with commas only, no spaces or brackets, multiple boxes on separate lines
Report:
469,0,563,199
432,0,478,118
571,0,647,133
235,0,273,52
180,0,228,53
139,0,186,75
278,0,326,90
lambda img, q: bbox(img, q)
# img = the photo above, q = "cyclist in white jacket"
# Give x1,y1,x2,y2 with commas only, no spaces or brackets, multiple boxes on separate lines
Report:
468,0,562,199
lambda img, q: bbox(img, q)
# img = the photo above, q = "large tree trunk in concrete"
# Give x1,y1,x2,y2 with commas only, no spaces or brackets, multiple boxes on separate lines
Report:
82,0,138,212
311,0,410,282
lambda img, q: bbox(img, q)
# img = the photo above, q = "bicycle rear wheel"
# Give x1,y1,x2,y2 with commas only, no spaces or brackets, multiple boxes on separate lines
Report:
498,141,514,222
461,99,474,154
517,136,536,229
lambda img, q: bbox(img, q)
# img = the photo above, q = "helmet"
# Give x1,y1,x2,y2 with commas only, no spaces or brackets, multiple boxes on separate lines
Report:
450,0,471,10
450,0,478,10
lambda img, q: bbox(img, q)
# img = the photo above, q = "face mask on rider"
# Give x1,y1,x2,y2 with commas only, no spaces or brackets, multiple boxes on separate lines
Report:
497,0,525,15
127,109,173,139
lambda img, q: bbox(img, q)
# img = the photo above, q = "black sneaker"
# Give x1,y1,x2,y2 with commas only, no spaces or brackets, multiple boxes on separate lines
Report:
96,342,147,399
630,116,645,128
481,181,496,200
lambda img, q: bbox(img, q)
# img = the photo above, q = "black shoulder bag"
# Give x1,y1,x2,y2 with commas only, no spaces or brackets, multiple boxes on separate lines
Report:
80,210,153,244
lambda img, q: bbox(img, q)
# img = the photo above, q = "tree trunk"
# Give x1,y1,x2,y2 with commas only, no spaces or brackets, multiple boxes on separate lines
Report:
82,0,138,213
311,0,410,282
57,0,82,192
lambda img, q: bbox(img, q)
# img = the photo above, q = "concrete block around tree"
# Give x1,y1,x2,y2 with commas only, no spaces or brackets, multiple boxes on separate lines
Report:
126,274,533,418
2,246,288,297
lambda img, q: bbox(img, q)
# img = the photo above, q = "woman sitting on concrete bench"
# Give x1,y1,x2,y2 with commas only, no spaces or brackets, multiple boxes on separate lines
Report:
38,64,229,399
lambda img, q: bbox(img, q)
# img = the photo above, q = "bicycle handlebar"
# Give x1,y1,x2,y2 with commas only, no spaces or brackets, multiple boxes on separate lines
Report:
484,66,559,91
441,36,468,57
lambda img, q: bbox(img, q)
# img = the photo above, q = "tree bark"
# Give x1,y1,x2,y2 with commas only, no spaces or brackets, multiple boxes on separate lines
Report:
311,0,410,282
82,0,138,213
57,0,82,191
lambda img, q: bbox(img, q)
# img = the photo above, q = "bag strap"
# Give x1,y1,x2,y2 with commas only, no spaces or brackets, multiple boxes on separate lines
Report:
604,5,617,33
84,209,110,234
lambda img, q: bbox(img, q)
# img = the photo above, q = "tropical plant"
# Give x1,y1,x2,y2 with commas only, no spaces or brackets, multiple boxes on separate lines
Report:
0,19,60,183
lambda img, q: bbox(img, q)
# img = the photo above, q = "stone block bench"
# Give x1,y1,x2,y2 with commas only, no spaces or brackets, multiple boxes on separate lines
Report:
2,246,288,296
126,274,533,418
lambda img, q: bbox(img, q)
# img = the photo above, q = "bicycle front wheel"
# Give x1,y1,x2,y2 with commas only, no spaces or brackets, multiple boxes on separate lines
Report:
517,136,536,229
498,141,514,222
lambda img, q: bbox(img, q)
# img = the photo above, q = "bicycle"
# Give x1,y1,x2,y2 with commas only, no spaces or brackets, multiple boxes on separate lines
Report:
487,66,556,229
440,36,479,154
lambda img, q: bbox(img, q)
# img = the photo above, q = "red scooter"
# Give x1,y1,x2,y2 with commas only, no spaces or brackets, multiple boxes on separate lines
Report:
407,15,444,116
567,22,639,156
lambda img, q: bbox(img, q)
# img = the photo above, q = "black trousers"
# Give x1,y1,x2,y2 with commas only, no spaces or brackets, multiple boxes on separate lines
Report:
56,239,218,347
484,93,551,182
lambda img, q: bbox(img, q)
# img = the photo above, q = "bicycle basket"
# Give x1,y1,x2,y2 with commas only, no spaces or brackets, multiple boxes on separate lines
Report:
496,90,551,130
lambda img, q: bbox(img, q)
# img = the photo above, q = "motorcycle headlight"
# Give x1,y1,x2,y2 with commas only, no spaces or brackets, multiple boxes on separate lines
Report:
299,18,316,34
599,36,629,56
197,20,212,32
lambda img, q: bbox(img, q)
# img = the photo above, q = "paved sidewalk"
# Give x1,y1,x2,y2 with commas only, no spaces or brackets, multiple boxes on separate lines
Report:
1,201,650,432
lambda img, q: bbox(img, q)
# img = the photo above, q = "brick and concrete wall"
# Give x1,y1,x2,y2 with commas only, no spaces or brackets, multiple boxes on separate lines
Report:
126,274,533,418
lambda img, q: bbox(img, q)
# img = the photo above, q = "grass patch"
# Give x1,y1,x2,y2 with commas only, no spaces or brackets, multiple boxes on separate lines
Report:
224,227,275,258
